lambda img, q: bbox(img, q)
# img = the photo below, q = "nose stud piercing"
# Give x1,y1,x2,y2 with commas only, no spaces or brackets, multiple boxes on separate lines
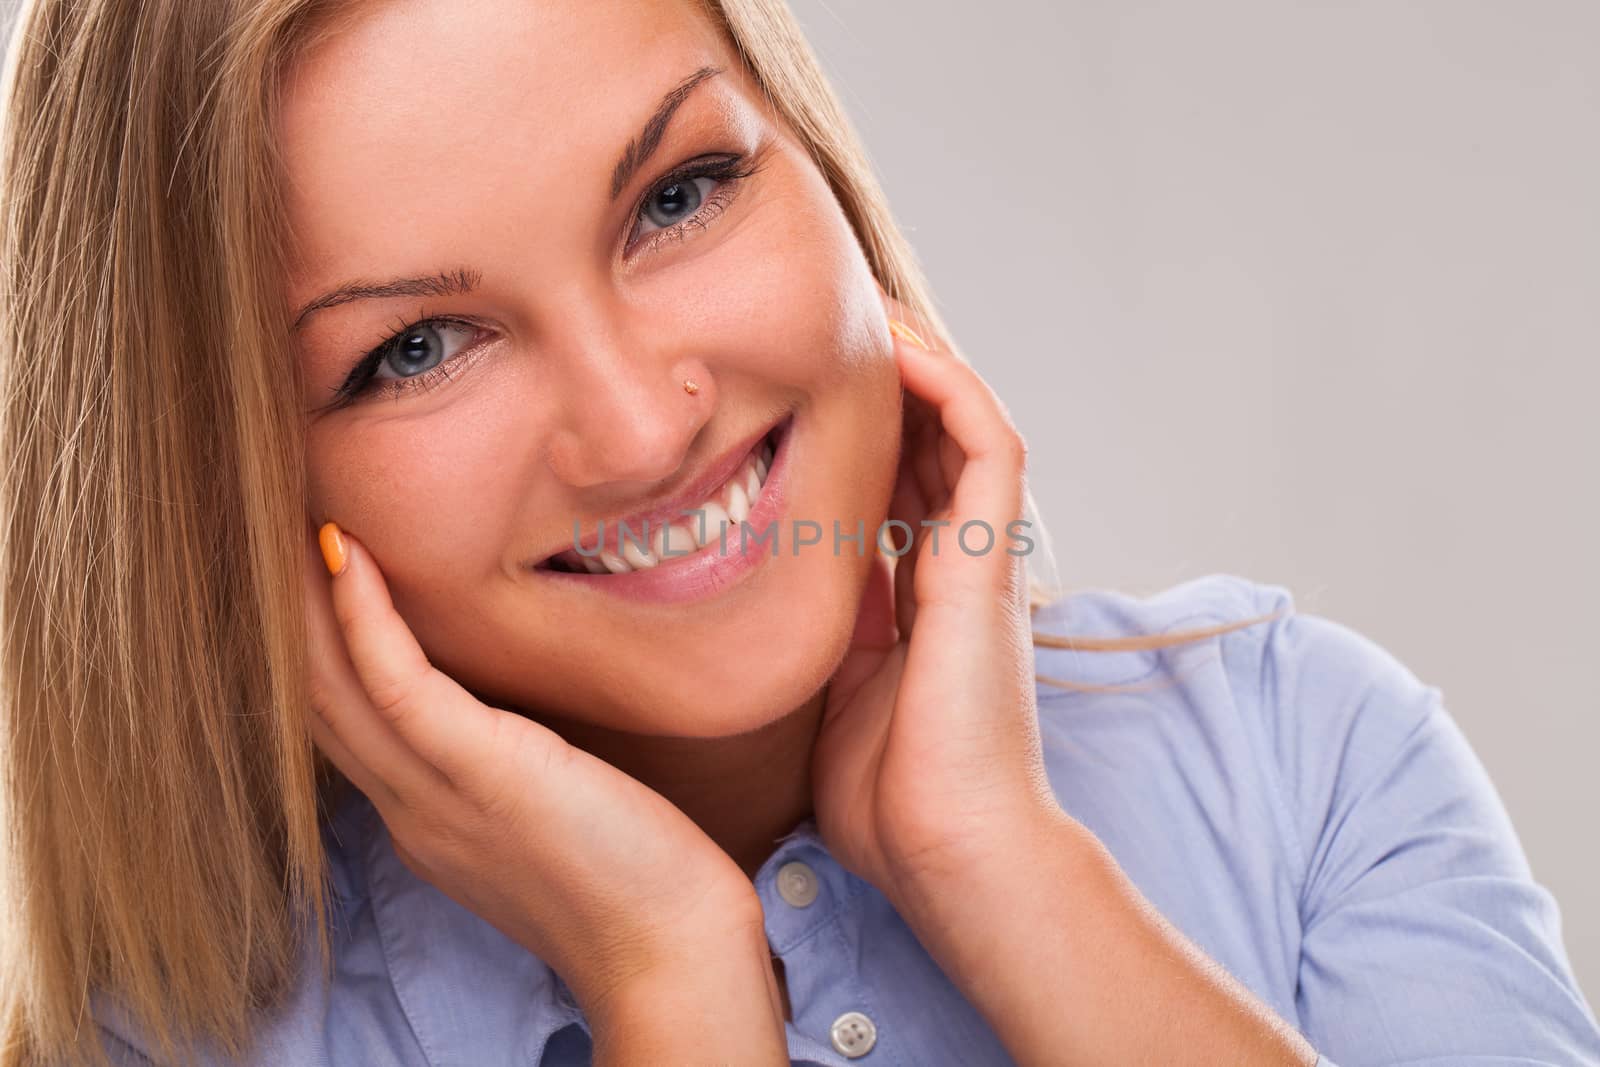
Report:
682,377,700,395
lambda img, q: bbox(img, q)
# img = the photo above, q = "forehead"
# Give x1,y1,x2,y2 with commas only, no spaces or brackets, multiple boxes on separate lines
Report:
276,0,748,293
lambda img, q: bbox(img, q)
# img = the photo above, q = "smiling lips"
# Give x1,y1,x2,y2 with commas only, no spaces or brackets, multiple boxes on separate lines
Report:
534,415,788,574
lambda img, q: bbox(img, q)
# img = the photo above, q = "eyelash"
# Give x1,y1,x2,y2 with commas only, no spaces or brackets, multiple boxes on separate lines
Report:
328,152,764,408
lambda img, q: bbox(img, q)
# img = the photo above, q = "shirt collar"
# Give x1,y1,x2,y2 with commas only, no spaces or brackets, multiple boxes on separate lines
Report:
348,786,880,1064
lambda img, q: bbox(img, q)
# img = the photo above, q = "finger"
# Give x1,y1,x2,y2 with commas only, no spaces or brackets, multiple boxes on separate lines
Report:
907,393,950,514
893,343,1025,525
937,425,967,502
889,330,957,511
901,356,967,501
319,521,506,789
890,335,1028,596
304,527,437,804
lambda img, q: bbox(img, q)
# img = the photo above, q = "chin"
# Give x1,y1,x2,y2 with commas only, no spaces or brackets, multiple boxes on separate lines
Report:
584,549,871,739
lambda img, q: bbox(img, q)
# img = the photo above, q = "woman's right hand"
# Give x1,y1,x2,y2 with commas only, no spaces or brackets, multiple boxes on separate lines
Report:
302,520,785,1056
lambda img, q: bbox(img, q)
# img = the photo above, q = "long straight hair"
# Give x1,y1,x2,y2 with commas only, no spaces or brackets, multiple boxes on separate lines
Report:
0,1,1281,1063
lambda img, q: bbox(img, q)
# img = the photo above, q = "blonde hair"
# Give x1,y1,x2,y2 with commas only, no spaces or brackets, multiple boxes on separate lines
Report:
0,1,1283,1063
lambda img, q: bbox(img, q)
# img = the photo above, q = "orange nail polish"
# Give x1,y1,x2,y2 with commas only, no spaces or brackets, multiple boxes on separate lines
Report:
318,521,348,577
888,319,930,351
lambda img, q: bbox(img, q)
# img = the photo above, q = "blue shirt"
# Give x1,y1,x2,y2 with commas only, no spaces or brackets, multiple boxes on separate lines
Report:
93,573,1600,1065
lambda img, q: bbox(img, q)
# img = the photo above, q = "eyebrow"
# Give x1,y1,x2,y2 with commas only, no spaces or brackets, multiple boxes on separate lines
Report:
608,64,724,201
291,64,726,331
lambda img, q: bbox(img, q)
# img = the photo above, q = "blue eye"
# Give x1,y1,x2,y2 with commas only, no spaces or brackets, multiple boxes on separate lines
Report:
326,316,488,409
637,175,714,232
625,152,762,251
372,321,477,384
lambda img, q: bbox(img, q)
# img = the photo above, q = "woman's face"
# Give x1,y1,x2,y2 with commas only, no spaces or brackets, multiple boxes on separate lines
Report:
281,0,902,737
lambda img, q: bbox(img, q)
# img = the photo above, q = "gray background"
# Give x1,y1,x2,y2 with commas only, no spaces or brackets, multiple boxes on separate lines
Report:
3,0,1592,1003
789,0,1597,1001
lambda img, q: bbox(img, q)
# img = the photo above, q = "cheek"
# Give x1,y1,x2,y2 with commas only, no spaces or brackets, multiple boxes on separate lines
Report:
687,184,904,512
669,182,890,394
304,395,527,588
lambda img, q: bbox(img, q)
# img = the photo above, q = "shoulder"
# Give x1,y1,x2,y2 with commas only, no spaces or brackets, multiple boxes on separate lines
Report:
1032,570,1440,773
1033,570,1557,927
1030,571,1483,889
1027,571,1272,693
1031,570,1277,639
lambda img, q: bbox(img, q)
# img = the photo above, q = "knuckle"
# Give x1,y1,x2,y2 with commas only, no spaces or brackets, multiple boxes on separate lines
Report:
1011,428,1029,464
330,594,364,635
501,708,566,774
990,424,1026,467
365,651,432,726
469,779,525,832
365,674,415,723
467,718,556,818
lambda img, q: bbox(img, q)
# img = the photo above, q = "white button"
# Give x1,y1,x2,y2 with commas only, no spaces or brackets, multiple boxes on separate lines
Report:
776,860,819,907
829,1010,877,1058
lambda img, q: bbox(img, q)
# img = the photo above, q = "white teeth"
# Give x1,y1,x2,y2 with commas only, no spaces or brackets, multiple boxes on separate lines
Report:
659,521,697,559
620,537,657,569
570,436,778,574
698,501,731,547
652,519,704,560
725,479,749,523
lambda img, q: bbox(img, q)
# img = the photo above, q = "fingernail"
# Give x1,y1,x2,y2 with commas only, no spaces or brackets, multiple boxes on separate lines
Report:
888,319,930,351
318,521,348,577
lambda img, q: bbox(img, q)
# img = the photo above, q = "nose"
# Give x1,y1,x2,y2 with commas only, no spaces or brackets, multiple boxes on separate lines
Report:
542,302,712,489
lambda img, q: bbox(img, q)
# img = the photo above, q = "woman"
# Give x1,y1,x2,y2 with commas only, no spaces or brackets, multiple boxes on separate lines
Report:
1,0,1595,1064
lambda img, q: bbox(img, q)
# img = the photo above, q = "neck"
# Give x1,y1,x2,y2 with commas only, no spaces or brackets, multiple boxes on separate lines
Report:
533,689,826,880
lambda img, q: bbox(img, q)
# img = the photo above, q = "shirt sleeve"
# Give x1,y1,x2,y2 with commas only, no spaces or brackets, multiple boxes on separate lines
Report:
1245,586,1600,1065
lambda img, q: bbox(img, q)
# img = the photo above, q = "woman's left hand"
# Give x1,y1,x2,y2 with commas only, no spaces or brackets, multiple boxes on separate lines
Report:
811,294,1061,918
811,299,1322,1067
